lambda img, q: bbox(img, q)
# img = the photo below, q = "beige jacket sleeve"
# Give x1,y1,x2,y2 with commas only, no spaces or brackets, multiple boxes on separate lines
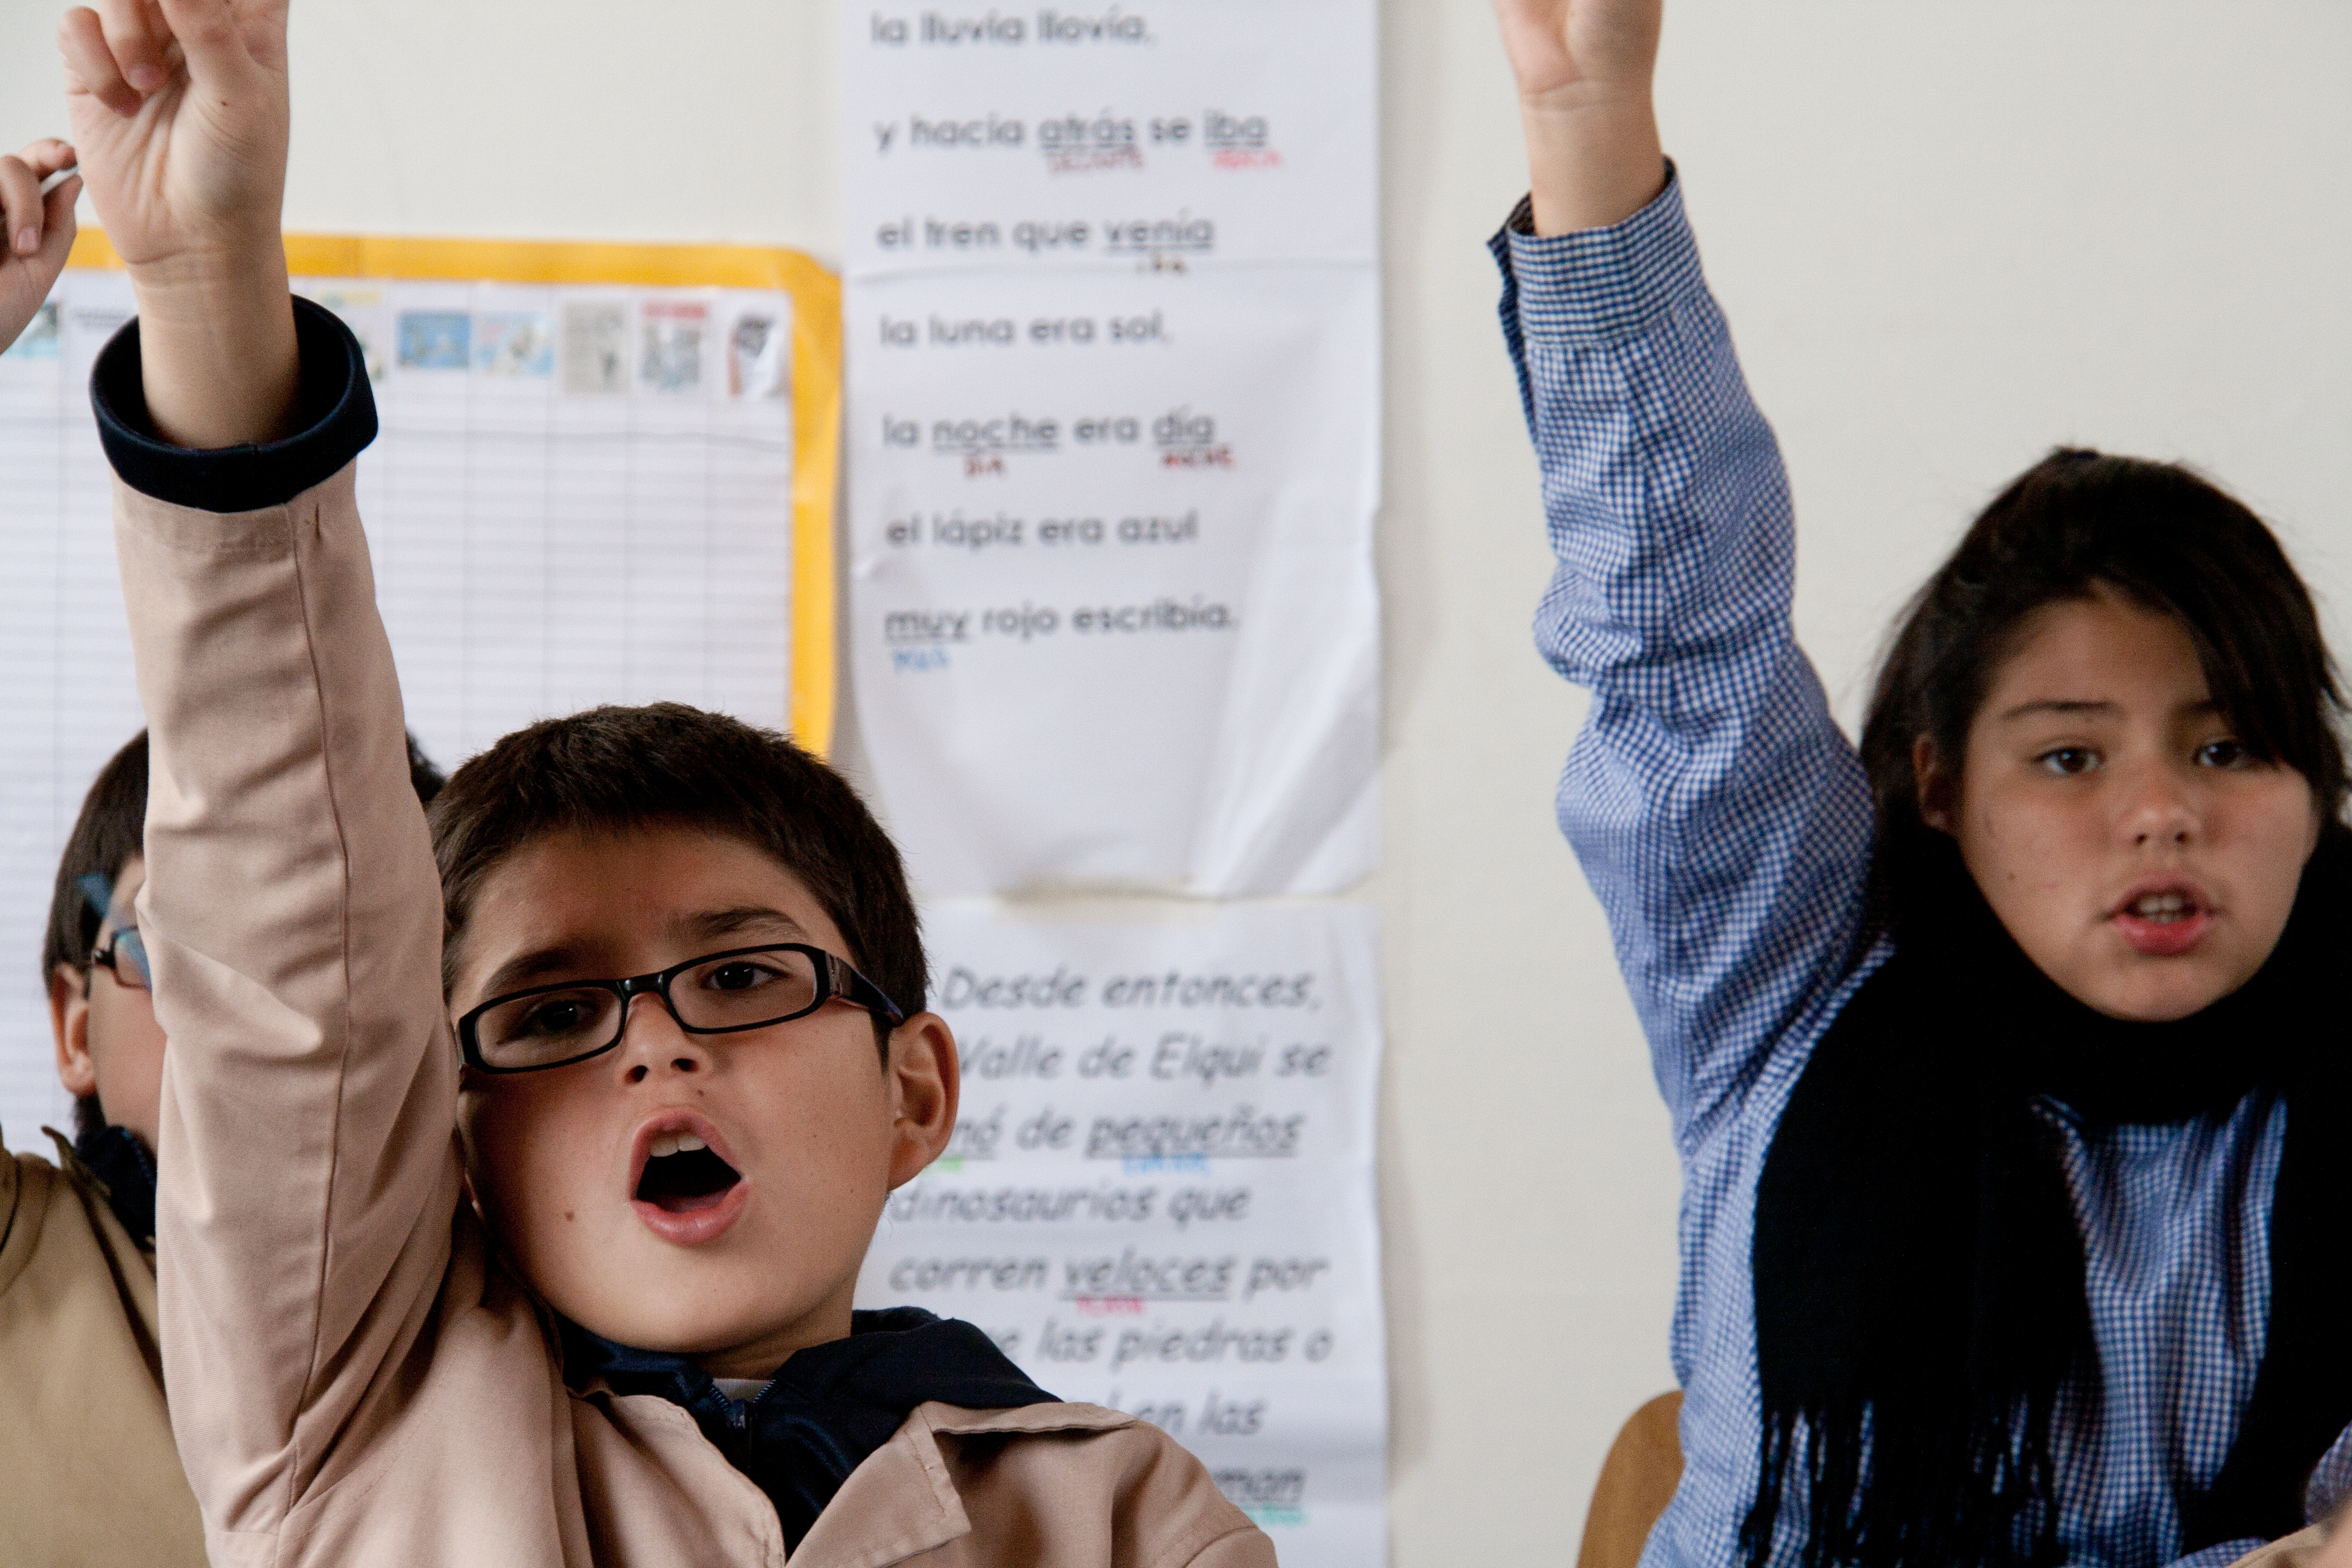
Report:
117,463,461,1549
2228,1526,2330,1568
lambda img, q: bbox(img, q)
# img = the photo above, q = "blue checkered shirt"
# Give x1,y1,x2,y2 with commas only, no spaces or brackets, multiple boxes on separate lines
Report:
1491,171,2341,1568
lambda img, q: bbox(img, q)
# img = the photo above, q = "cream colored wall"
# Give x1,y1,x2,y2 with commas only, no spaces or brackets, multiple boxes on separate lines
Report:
5,2,2349,1560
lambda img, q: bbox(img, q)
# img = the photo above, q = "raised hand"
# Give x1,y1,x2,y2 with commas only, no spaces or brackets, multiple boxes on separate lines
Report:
59,0,298,446
0,140,80,356
1490,0,1667,235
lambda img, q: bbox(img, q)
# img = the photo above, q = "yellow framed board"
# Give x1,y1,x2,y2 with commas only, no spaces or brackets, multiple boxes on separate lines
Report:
67,230,841,754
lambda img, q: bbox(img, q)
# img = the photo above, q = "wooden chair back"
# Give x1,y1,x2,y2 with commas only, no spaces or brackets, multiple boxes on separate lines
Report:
1575,1392,1685,1568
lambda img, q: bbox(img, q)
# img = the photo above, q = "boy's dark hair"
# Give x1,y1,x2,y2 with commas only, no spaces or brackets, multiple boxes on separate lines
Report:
1860,448,2347,922
45,728,448,1138
426,703,921,1059
43,732,152,996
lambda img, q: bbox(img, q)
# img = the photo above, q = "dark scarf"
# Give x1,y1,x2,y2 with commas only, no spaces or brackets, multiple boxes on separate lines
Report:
70,1122,158,1248
563,1306,1055,1548
1746,831,2352,1568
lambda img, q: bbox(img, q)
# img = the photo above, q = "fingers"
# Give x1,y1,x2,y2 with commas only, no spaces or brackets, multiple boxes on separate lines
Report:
16,139,79,180
0,139,77,278
60,0,244,114
235,0,293,72
0,142,75,259
39,171,84,264
59,7,146,116
94,0,172,94
0,157,42,258
151,0,258,89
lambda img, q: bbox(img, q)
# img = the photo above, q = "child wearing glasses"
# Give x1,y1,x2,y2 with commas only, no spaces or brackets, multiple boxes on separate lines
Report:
1,728,442,1566
57,3,1272,1565
1492,1,2352,1566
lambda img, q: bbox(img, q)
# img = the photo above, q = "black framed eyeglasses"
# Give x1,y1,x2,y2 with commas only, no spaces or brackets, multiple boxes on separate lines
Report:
89,927,153,995
457,942,905,1075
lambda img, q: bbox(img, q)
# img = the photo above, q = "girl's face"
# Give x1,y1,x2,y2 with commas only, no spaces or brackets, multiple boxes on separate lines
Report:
1922,590,2321,1022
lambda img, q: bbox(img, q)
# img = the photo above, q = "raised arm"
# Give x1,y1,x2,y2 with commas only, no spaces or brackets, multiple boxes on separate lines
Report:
65,0,460,1540
1491,0,1875,1149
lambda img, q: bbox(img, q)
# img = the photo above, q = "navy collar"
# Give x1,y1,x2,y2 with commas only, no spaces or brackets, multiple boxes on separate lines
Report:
562,1306,1054,1549
71,1123,158,1247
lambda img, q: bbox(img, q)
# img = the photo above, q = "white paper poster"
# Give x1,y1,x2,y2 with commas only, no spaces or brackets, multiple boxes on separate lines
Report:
843,0,1382,897
842,1,1377,274
0,268,800,1149
858,901,1385,1566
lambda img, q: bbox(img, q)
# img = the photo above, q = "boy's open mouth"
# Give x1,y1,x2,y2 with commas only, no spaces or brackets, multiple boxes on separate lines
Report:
626,1114,751,1244
635,1134,742,1214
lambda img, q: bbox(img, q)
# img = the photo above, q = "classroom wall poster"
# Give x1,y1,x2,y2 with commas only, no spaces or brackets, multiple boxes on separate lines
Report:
0,237,839,1149
841,0,1382,898
859,901,1386,1566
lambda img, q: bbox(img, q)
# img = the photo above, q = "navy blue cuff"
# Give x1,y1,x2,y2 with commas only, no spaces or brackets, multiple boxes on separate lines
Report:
90,293,378,513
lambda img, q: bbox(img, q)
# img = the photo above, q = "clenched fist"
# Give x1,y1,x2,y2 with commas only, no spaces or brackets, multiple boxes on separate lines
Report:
1490,0,1666,234
60,0,298,446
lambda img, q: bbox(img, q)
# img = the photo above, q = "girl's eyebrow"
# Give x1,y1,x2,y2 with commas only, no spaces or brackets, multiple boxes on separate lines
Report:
1996,696,2224,724
1997,699,2118,720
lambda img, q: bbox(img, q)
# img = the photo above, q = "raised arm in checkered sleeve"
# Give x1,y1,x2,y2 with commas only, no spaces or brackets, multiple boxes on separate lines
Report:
1491,171,1878,1152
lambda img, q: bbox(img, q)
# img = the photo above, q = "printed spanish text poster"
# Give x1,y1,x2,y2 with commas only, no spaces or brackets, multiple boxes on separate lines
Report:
847,266,1379,894
843,0,1377,273
857,901,1386,1567
841,0,1382,897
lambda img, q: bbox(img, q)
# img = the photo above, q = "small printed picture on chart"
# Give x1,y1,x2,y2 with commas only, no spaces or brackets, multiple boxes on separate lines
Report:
640,300,707,393
728,311,785,399
563,301,629,394
303,288,389,381
1,303,59,361
397,310,471,371
476,312,555,378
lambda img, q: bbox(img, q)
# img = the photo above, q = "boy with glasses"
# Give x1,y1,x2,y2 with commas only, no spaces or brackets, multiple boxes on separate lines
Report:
59,2,1272,1564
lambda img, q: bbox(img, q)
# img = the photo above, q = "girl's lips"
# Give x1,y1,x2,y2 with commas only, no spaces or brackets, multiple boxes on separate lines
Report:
2107,875,2217,959
2111,906,2215,958
632,1178,750,1246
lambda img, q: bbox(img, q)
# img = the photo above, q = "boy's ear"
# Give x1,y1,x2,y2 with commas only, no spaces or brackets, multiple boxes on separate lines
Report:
50,964,97,1099
1913,734,1956,835
883,1013,959,1190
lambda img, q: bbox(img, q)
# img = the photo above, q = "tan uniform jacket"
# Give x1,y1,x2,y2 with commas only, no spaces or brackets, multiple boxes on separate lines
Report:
119,463,1275,1567
2229,1526,2330,1568
0,1136,207,1566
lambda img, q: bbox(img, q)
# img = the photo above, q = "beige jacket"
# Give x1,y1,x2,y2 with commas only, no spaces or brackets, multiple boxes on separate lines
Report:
0,1137,207,1566
119,463,1275,1568
2229,1527,2328,1568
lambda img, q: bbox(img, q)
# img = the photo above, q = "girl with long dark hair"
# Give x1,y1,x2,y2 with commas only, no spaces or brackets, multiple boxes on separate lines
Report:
1489,2,2351,1564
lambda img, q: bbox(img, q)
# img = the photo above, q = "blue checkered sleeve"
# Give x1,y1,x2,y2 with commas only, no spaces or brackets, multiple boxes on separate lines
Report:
1490,172,1877,1153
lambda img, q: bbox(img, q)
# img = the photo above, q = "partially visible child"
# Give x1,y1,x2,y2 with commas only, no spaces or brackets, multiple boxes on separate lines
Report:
60,3,1273,1564
1,728,443,1566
